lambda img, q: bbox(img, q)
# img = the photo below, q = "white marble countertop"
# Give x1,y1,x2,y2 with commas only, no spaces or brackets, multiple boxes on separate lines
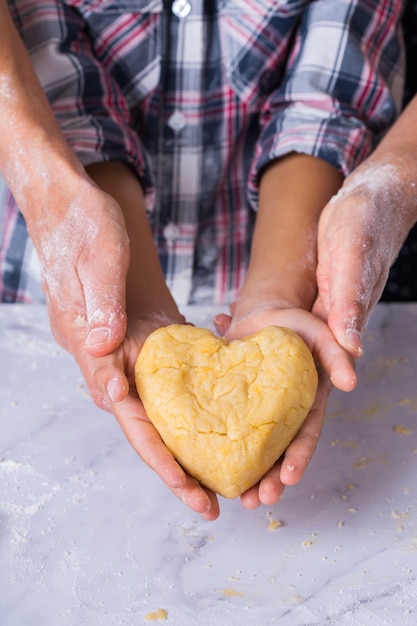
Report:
1,304,417,625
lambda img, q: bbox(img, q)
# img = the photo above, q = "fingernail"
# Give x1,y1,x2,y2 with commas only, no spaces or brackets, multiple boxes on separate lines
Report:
181,491,211,513
213,318,226,337
165,467,186,489
107,378,121,403
213,315,226,331
86,326,111,348
345,328,363,357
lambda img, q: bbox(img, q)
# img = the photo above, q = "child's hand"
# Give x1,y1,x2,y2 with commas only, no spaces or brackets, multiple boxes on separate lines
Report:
214,305,356,510
75,315,221,521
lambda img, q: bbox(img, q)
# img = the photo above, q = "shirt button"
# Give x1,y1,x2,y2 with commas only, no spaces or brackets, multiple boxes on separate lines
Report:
167,109,187,133
172,0,191,18
163,222,181,243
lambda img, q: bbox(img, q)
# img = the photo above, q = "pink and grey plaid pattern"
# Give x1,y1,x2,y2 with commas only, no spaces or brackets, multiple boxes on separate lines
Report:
1,0,405,305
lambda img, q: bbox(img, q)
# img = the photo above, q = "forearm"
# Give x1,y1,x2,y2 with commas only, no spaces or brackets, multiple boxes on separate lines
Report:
0,0,85,217
237,153,343,316
374,95,417,158
330,95,417,271
315,97,417,357
347,95,417,233
85,161,183,321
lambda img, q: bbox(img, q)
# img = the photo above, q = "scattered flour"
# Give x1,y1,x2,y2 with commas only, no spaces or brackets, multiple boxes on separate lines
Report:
0,457,61,545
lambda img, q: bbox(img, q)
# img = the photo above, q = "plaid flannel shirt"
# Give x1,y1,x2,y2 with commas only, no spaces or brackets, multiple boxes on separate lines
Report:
0,0,405,305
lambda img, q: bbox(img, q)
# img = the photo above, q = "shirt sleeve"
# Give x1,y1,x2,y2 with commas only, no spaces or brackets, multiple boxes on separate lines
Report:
247,0,405,209
12,0,157,213
53,49,156,213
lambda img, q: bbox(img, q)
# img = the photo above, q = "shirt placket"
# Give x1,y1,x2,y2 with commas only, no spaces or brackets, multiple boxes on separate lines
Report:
161,0,205,305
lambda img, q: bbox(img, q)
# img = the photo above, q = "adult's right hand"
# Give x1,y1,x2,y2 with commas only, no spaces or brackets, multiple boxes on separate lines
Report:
31,174,130,361
0,1,129,361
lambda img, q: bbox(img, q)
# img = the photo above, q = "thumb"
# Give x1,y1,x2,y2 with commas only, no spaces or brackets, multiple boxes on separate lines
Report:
319,259,370,359
213,313,232,337
83,262,128,357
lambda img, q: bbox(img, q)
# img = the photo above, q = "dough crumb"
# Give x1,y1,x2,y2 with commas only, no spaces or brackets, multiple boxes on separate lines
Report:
144,608,168,621
398,398,411,406
353,456,374,469
393,424,412,435
391,510,409,520
223,588,244,597
267,518,282,530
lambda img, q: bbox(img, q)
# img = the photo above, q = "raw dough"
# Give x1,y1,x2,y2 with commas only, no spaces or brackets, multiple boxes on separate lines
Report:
135,324,318,498
144,608,168,621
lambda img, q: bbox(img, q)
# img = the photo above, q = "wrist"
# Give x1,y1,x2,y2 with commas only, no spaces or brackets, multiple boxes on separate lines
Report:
336,155,417,255
238,265,318,313
2,128,85,214
126,280,184,324
244,153,342,321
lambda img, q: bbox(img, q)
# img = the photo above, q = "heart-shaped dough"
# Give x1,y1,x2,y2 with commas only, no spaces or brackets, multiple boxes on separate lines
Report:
135,324,318,498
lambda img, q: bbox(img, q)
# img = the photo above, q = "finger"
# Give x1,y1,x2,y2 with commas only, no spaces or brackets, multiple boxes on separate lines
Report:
290,315,357,393
83,254,129,357
240,462,287,509
172,478,220,520
257,461,286,505
81,320,219,517
112,393,219,517
326,279,385,360
240,484,262,510
84,296,127,357
112,392,187,489
326,349,357,393
280,374,331,486
241,378,331,508
222,306,357,392
115,396,218,517
253,308,357,393
317,239,379,359
213,313,232,337
323,245,390,357
325,273,369,359
89,361,130,410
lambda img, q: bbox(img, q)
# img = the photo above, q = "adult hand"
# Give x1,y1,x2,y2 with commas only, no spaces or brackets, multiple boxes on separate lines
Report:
0,3,130,364
315,155,417,359
214,305,356,510
26,174,130,363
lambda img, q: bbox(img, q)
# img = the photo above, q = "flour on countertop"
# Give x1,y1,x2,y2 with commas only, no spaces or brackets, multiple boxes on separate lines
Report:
0,457,61,545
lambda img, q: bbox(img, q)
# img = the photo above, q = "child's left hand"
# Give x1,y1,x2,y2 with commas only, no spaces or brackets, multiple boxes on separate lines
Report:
214,305,356,510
